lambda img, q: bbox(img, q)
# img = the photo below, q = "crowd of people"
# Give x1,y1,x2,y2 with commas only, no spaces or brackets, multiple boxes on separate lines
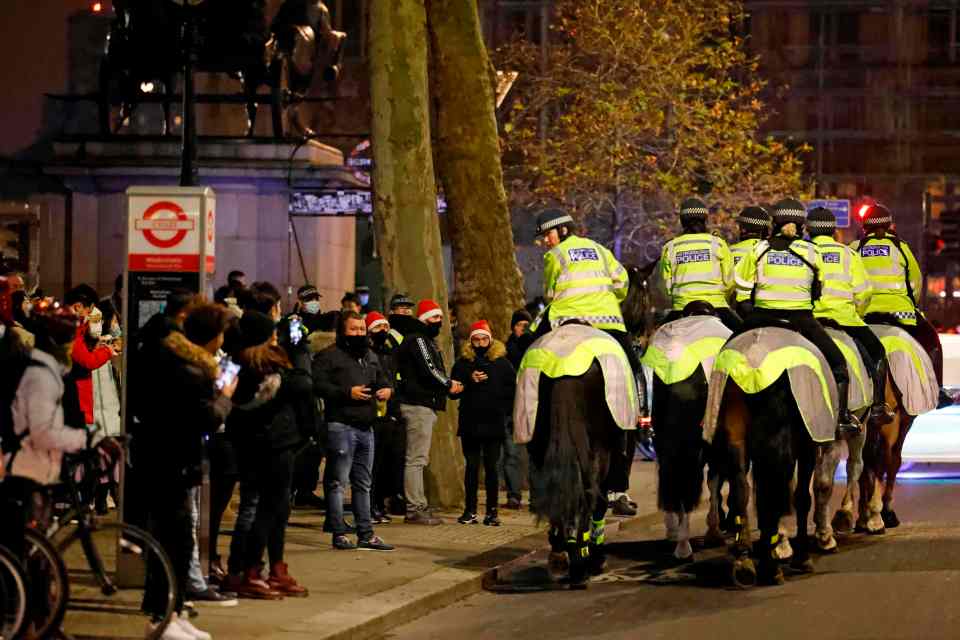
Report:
0,267,573,640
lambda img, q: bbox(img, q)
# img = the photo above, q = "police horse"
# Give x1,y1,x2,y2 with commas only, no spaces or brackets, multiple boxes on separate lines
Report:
99,0,345,137
514,266,651,588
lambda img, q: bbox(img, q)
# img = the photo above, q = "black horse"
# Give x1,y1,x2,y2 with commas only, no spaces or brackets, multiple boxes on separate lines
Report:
525,265,653,587
99,0,345,137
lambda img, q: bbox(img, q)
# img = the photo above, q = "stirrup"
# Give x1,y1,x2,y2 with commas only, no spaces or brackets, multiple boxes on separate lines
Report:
869,402,895,423
836,412,863,437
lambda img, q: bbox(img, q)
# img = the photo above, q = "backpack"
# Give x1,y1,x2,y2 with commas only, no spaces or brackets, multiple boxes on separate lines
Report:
0,334,41,461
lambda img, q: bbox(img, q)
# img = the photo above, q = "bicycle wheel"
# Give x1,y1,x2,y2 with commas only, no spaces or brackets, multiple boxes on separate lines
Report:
0,544,27,640
23,528,69,640
55,522,177,640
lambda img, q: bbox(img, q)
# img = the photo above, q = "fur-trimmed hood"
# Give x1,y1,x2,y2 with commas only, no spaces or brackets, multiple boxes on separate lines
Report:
460,339,507,362
162,331,218,380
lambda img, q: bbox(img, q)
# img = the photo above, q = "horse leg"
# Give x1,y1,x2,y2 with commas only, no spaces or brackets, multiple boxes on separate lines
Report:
833,430,865,534
857,418,886,534
674,510,693,561
791,441,817,573
881,414,911,529
814,441,842,551
704,464,726,547
547,521,569,580
587,491,608,576
565,516,590,589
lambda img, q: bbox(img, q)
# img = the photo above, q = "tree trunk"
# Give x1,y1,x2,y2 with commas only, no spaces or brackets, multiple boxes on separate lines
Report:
369,0,464,509
426,0,526,338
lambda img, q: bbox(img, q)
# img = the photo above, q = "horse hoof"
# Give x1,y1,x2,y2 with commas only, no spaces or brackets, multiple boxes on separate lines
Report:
731,558,757,589
831,510,855,535
868,527,886,536
815,535,838,554
674,540,694,561
703,528,727,548
773,537,794,561
758,563,785,586
548,552,569,580
881,509,900,529
790,556,815,574
587,555,607,576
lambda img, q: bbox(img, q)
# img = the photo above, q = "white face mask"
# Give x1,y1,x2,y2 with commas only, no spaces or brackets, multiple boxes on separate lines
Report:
304,300,321,315
88,322,103,338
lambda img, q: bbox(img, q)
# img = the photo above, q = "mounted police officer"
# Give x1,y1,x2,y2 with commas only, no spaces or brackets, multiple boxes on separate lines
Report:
735,198,861,435
807,206,894,424
731,206,771,266
852,204,944,387
660,197,741,331
530,209,636,367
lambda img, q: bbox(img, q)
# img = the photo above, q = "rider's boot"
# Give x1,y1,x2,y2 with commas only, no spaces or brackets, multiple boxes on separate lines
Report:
868,358,895,425
836,381,863,438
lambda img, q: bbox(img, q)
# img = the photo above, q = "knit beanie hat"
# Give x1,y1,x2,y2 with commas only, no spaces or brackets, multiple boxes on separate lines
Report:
511,309,532,329
239,310,276,348
737,206,770,235
863,203,893,228
771,197,808,228
469,320,492,340
365,311,389,332
679,197,709,221
806,206,836,236
416,299,443,323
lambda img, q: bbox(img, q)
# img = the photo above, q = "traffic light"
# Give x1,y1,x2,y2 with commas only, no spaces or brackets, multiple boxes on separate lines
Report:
858,204,871,221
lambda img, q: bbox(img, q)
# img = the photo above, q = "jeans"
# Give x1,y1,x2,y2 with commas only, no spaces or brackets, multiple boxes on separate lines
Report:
462,436,502,513
401,404,437,513
246,448,295,568
226,479,259,575
325,422,375,539
186,487,207,593
500,422,523,502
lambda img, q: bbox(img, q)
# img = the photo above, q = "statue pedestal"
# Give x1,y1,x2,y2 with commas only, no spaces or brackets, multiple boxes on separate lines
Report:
36,137,362,304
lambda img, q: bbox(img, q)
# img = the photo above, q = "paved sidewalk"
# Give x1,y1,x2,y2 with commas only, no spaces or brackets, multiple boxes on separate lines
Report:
63,461,658,640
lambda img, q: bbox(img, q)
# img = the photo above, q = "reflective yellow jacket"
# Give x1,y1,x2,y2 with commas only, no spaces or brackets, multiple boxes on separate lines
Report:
735,237,826,311
659,233,734,310
850,234,922,325
812,236,871,327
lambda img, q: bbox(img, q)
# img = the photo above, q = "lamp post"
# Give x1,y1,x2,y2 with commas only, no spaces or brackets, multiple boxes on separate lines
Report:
172,0,205,187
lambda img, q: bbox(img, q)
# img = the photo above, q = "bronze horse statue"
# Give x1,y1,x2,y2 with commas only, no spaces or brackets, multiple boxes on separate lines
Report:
100,0,345,137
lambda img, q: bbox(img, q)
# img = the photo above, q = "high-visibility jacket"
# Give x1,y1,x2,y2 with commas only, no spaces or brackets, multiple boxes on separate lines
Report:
731,238,762,267
660,233,734,311
735,237,826,311
850,234,921,326
812,236,871,327
536,235,628,332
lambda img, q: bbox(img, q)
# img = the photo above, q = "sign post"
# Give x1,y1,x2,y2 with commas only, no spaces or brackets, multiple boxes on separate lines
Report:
120,186,215,579
804,199,851,229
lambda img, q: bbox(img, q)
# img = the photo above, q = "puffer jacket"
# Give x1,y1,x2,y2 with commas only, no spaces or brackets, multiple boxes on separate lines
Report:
450,340,516,440
69,324,113,426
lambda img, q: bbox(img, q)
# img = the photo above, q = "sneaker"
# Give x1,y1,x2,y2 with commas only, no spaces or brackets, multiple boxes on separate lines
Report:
175,614,213,640
146,614,196,640
357,536,395,551
505,497,522,510
185,586,238,607
372,510,392,525
333,535,357,550
323,519,357,534
208,559,227,586
483,510,501,527
458,511,479,524
610,495,637,517
405,510,442,526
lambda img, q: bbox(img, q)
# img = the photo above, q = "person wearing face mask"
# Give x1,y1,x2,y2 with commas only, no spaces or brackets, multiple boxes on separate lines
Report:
395,300,464,525
312,311,395,550
66,288,119,439
356,285,372,313
365,312,405,523
450,321,516,526
295,285,325,332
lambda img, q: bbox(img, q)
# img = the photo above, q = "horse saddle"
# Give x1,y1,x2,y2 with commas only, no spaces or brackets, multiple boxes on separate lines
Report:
702,327,839,445
513,324,639,445
642,315,731,385
869,324,938,416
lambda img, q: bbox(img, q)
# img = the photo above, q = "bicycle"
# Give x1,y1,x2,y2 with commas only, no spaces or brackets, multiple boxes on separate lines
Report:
27,445,177,640
0,543,27,640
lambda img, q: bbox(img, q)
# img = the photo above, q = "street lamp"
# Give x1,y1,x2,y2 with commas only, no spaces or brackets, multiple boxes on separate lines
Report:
171,0,206,187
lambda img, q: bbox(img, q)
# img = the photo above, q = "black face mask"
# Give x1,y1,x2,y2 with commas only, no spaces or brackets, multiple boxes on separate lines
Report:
425,322,442,338
370,331,389,349
340,334,369,356
473,345,489,358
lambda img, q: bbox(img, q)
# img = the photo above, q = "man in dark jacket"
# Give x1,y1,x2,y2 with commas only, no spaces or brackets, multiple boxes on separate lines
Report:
395,300,463,525
502,309,533,509
366,311,405,523
313,311,394,551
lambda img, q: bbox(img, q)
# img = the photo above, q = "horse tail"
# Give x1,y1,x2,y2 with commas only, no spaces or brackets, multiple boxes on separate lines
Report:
654,367,707,514
745,374,798,527
532,363,604,527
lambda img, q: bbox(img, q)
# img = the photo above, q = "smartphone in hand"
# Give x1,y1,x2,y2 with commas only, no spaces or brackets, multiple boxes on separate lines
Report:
216,357,241,390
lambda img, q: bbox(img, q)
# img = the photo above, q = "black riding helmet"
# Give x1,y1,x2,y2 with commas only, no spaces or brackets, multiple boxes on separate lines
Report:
535,209,574,237
737,206,770,238
806,206,836,238
770,197,808,235
862,203,894,230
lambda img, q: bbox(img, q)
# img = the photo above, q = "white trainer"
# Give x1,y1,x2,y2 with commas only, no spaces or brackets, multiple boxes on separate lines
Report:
175,615,213,640
146,613,195,640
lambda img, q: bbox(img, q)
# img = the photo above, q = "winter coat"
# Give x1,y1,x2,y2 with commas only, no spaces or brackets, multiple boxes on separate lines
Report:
136,331,232,489
371,339,401,418
69,324,113,426
228,361,315,456
505,332,534,371
396,323,452,411
450,340,516,440
312,343,391,428
92,362,122,437
6,349,88,485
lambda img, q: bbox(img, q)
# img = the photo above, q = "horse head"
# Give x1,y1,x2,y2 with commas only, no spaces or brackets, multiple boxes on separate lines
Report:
622,261,658,345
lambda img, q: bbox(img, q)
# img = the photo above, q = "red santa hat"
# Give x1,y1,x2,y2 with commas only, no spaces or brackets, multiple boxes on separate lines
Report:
416,299,443,323
469,320,492,340
365,311,389,332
